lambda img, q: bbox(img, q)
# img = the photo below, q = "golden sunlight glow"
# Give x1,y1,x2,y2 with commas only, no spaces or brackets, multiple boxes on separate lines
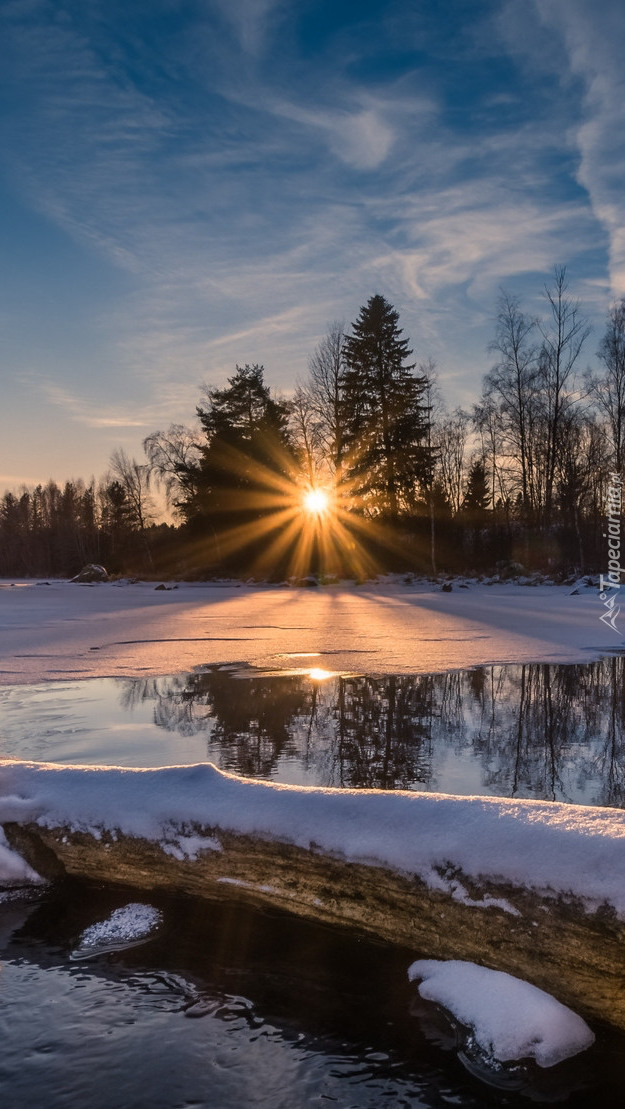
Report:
303,488,330,514
308,667,334,681
184,435,414,581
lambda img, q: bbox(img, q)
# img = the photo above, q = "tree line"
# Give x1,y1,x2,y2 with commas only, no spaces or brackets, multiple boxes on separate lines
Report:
2,268,624,578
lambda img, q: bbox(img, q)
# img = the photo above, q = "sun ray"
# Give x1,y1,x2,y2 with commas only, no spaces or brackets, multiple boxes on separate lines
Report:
184,428,428,579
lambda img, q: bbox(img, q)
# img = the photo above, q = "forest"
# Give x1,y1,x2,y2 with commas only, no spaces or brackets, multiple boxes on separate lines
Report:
2,267,623,580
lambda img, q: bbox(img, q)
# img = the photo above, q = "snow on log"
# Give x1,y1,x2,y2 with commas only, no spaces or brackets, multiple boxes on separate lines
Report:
2,758,625,1031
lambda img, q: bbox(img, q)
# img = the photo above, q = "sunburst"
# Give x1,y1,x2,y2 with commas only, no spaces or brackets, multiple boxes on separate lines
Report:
178,436,423,578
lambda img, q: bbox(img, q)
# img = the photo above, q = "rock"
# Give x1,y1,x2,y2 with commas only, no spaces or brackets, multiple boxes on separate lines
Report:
70,564,109,584
495,561,526,580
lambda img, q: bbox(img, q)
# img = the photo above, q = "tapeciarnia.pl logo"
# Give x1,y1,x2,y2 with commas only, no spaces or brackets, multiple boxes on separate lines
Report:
599,473,623,635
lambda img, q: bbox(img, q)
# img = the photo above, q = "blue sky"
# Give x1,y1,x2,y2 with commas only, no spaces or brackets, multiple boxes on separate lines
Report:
0,0,623,491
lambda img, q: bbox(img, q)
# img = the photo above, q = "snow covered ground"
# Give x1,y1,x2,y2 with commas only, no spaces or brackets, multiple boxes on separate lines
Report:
0,576,619,685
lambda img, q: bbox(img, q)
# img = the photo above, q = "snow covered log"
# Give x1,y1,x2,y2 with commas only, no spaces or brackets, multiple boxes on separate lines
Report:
2,758,625,1032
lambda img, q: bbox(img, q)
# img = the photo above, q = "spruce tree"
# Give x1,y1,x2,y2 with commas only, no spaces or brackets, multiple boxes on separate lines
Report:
340,295,429,518
188,365,297,566
462,458,491,522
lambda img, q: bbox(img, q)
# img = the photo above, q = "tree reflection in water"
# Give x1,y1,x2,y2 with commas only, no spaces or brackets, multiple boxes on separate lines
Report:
118,657,625,806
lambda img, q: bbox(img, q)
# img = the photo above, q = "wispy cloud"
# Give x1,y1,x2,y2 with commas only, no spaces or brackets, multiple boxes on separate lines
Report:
29,380,150,429
260,96,398,170
498,0,625,297
211,0,285,55
0,0,617,485
534,0,625,296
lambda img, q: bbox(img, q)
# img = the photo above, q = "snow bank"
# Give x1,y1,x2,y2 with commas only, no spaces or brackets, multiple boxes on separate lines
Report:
2,759,625,916
408,959,595,1067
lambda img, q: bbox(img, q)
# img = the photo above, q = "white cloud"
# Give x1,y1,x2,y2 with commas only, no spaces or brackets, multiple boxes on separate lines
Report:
529,0,625,296
323,107,396,170
210,0,284,54
32,381,150,429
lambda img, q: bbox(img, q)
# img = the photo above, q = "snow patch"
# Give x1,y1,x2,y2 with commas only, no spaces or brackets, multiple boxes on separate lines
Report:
426,868,520,915
162,833,222,860
0,826,43,887
408,959,595,1067
70,902,162,959
217,876,283,895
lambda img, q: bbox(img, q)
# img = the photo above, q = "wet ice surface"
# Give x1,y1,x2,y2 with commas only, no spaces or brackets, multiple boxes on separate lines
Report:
2,656,625,806
1,882,622,1108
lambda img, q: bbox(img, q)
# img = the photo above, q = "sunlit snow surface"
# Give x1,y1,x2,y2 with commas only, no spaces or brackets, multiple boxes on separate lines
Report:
408,960,595,1067
0,577,619,685
2,760,625,918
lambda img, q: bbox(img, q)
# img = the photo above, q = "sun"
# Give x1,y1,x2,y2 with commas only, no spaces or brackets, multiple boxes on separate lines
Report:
308,667,334,681
303,488,330,515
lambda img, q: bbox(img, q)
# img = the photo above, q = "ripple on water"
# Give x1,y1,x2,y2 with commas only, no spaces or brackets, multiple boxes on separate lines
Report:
0,884,621,1108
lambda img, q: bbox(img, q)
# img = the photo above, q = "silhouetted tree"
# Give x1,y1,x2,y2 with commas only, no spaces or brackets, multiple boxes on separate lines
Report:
307,321,346,477
537,266,590,522
585,297,625,472
462,458,490,523
340,295,429,518
484,292,540,519
434,407,470,516
109,448,154,565
288,384,324,485
187,364,298,570
143,424,202,514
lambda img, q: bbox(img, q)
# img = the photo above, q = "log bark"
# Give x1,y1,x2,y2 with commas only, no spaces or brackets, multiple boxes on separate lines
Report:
4,818,625,1034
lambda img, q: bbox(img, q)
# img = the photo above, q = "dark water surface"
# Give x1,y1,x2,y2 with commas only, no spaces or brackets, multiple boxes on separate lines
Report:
1,881,623,1108
2,657,625,1106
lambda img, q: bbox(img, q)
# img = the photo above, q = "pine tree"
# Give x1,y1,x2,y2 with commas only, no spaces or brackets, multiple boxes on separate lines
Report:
340,295,429,518
188,365,297,564
462,458,491,522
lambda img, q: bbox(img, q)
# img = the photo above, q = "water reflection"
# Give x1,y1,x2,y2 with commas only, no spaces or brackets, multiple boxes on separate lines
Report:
120,657,625,807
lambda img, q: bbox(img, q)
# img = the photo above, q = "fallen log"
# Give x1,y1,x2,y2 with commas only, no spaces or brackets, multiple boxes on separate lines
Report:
2,759,625,1032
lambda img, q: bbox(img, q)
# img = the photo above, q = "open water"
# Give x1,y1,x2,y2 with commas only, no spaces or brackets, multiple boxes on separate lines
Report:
1,657,625,1107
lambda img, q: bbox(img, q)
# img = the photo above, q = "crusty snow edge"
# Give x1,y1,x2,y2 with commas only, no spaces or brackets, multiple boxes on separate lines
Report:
2,759,625,916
